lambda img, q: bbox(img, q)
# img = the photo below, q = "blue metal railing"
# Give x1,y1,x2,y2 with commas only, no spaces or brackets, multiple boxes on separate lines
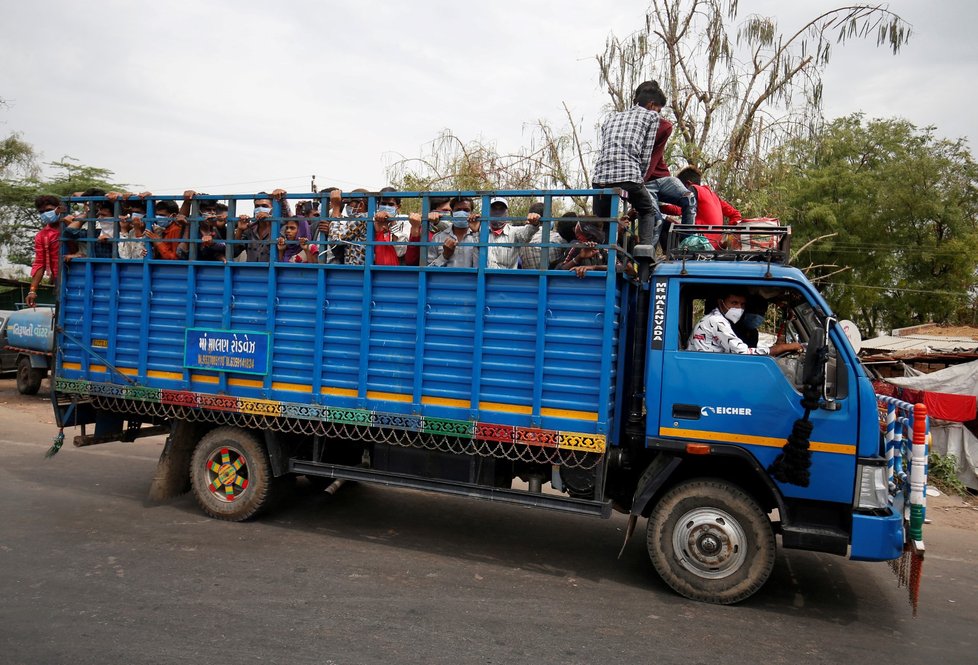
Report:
54,189,629,439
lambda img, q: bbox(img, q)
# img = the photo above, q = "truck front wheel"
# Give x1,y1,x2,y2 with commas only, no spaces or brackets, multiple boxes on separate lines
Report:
190,427,278,521
647,479,775,604
16,356,44,395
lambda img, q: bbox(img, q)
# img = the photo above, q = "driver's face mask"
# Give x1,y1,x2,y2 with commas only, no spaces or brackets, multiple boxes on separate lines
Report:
723,306,744,324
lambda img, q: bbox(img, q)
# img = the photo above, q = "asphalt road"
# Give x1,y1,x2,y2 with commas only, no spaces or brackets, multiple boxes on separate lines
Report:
1,378,976,665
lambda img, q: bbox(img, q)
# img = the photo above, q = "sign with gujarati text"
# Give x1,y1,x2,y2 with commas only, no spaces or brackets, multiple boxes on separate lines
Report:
183,329,270,376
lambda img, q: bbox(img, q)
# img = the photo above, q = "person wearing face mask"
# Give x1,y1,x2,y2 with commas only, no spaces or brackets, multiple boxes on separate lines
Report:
91,200,119,258
687,290,802,356
483,197,541,269
327,188,371,264
428,204,481,268
143,200,187,260
230,190,290,263
377,187,409,262
403,196,453,267
26,195,70,307
117,212,148,260
330,207,402,267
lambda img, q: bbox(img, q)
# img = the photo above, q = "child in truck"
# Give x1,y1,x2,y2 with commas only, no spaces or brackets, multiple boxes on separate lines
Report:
93,199,117,258
117,213,148,259
276,219,306,262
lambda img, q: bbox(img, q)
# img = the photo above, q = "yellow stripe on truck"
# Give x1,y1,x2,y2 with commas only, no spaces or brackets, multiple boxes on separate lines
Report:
658,426,856,455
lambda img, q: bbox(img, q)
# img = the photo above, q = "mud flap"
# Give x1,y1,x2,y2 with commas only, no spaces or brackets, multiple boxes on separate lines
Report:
618,454,682,559
147,420,201,501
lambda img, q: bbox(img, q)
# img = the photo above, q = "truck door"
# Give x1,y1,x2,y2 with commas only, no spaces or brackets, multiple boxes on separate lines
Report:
654,281,858,505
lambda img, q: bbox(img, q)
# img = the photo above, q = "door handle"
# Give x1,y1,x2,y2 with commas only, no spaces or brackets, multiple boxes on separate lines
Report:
672,404,702,420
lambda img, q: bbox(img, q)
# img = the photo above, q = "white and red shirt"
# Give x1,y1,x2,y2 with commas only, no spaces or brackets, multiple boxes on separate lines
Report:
687,308,769,355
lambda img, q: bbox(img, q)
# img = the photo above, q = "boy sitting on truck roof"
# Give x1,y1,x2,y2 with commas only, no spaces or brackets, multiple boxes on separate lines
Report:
662,167,741,249
591,82,662,249
636,82,697,252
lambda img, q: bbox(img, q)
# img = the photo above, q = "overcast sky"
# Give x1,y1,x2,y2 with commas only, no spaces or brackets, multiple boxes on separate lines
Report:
1,0,974,196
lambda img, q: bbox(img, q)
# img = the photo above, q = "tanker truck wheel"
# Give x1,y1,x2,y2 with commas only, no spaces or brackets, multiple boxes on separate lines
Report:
190,427,277,521
16,356,44,395
647,479,775,604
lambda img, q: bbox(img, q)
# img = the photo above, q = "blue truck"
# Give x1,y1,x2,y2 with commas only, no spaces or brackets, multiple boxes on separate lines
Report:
49,189,926,604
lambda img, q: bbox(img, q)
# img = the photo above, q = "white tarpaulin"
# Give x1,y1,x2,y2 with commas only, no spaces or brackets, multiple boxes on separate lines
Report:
928,422,978,492
888,359,978,396
887,360,978,491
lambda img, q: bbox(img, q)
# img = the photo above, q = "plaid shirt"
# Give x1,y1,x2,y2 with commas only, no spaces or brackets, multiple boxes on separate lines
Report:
519,225,565,270
331,220,399,266
592,105,660,185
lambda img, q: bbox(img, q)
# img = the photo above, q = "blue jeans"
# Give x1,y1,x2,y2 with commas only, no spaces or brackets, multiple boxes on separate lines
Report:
646,177,696,250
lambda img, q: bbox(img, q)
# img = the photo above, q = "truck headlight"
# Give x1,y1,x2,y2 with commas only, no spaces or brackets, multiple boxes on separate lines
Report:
855,463,889,510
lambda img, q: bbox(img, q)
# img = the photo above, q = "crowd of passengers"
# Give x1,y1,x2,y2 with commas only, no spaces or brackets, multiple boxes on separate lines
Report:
30,188,614,275
29,80,749,308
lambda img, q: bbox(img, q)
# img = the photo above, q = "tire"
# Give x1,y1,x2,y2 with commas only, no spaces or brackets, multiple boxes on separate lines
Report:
16,356,43,395
647,478,775,604
190,427,278,521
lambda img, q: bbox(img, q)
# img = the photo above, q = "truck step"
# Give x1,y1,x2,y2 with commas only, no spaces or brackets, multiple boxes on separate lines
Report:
781,523,849,556
291,459,613,518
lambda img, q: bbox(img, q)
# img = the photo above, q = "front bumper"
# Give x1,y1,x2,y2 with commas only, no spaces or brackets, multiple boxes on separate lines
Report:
849,508,904,561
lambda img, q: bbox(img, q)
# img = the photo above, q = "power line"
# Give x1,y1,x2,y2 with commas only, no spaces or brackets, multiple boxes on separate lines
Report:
150,174,366,194
824,282,971,297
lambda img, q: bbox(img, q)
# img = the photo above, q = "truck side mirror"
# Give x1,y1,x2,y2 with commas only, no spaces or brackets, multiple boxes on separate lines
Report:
802,326,827,389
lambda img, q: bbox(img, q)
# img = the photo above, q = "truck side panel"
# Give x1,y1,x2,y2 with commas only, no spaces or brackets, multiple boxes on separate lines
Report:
57,260,621,451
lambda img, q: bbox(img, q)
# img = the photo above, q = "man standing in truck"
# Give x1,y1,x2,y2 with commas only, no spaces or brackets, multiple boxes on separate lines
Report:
25,195,87,307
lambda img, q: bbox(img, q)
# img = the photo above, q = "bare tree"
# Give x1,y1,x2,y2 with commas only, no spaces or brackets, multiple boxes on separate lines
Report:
386,118,596,213
596,1,910,188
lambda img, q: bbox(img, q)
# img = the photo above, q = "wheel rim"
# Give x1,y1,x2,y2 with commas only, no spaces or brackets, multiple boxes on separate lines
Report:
672,507,747,579
17,362,29,385
204,446,250,503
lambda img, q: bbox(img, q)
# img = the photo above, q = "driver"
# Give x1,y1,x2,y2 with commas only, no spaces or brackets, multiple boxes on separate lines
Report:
688,289,803,356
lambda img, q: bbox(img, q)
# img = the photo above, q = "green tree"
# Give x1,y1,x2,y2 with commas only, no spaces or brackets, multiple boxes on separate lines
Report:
761,114,978,333
0,131,42,265
0,137,121,267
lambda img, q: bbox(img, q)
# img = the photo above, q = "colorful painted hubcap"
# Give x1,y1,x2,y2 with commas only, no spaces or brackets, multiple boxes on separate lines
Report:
206,446,249,502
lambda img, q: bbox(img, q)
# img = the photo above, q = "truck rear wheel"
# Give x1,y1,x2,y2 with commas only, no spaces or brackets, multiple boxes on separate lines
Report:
16,356,44,395
190,427,277,521
647,479,775,604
